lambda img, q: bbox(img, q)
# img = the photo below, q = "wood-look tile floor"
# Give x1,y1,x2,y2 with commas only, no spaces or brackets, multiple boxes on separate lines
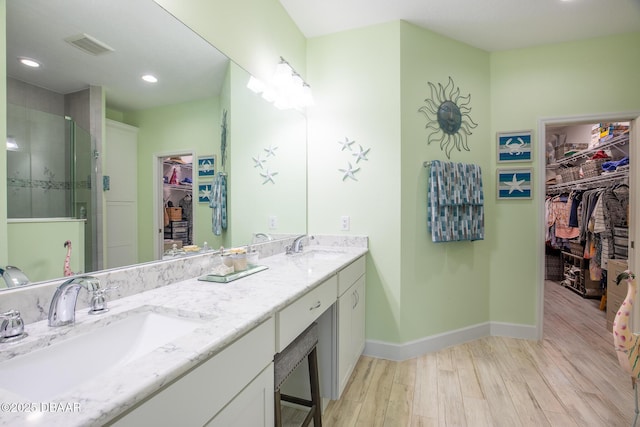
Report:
283,280,636,426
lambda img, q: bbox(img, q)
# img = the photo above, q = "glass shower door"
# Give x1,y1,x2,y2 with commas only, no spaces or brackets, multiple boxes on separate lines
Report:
7,105,72,218
71,121,95,272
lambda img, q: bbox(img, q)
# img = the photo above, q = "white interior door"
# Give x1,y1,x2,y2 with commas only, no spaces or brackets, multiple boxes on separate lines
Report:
105,120,139,269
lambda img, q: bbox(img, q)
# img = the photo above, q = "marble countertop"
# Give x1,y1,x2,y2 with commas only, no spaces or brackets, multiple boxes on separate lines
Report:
0,245,368,427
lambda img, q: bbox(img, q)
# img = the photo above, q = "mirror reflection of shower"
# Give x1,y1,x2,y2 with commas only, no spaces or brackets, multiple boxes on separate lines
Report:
7,101,96,272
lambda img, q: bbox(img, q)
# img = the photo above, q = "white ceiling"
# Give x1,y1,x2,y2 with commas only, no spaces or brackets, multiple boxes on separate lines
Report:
279,0,640,52
7,0,229,112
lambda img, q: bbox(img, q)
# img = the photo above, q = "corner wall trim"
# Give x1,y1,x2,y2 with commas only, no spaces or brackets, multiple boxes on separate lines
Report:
363,321,537,361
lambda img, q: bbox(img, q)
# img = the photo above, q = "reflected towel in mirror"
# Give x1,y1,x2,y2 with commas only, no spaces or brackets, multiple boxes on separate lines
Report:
210,172,227,235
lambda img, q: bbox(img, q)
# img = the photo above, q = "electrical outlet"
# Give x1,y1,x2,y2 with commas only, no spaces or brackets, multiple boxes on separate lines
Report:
340,215,350,231
268,215,278,230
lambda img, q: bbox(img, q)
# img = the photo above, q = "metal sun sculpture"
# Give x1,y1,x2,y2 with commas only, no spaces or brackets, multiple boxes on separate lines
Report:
418,77,478,159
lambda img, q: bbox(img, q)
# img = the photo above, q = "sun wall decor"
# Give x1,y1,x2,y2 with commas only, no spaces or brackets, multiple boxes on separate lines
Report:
418,77,478,159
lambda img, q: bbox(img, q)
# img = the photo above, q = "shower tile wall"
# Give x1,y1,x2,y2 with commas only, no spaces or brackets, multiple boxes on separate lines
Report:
7,78,69,218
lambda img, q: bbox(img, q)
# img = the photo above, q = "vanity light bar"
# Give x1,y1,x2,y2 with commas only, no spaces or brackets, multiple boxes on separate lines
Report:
246,57,314,110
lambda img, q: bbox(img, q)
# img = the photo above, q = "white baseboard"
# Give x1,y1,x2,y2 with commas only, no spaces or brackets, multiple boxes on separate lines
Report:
363,321,538,361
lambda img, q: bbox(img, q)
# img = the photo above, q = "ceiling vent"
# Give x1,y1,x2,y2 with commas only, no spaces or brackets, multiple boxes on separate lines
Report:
64,33,114,56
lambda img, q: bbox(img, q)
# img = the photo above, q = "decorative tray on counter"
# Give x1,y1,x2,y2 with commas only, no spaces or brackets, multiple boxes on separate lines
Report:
198,265,269,283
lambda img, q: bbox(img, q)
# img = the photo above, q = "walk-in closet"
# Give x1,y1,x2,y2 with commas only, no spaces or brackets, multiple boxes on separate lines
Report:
162,155,194,250
544,121,631,332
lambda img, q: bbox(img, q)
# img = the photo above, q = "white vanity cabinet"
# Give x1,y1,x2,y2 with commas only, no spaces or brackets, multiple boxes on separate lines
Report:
111,317,275,427
336,256,366,397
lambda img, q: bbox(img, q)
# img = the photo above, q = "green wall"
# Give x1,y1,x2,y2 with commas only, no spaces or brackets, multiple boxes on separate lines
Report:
307,22,403,342
124,96,224,263
489,32,640,325
399,22,491,342
307,21,492,344
7,220,84,282
227,63,307,244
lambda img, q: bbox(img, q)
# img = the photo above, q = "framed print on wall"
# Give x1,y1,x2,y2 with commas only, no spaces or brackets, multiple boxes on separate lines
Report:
198,155,216,178
497,130,532,162
198,182,212,203
497,167,532,200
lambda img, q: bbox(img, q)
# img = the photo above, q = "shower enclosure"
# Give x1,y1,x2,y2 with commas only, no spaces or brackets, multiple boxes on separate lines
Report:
6,104,96,272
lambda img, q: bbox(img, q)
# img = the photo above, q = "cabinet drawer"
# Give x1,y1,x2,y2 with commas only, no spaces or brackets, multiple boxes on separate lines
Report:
276,276,337,352
338,256,365,296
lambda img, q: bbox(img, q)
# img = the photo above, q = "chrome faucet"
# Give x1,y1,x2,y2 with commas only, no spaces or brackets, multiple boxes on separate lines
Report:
0,310,27,342
48,276,102,327
254,232,273,241
286,235,306,255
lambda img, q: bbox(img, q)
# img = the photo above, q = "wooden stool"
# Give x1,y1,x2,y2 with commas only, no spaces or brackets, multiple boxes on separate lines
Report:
274,323,322,427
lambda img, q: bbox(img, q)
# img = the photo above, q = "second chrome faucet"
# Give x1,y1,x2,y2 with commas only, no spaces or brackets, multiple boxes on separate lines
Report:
48,276,114,327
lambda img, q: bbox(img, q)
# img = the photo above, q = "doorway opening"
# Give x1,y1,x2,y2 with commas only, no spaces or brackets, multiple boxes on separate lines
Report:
539,113,639,339
156,153,195,259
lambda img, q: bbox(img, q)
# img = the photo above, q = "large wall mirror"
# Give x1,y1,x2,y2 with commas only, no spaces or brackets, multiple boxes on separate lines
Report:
4,0,307,288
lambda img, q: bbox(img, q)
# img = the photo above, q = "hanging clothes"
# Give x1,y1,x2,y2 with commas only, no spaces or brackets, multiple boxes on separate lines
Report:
210,172,227,236
567,190,583,228
548,195,579,240
427,161,484,242
179,194,193,243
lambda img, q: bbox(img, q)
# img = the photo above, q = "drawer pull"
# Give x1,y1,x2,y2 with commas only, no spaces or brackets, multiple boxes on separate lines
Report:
309,301,321,311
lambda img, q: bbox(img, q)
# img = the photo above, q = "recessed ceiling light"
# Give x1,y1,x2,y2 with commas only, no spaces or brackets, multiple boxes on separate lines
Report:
142,74,158,83
19,57,41,68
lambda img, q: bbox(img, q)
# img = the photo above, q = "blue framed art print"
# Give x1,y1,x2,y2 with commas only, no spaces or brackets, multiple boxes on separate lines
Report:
198,182,212,203
198,155,216,178
497,130,532,163
497,168,532,200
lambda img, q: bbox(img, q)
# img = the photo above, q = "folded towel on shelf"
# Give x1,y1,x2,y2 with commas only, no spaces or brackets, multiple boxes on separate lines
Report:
602,156,629,172
427,160,484,242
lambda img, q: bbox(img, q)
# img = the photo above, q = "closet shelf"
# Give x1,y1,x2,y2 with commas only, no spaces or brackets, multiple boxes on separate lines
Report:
163,161,192,168
550,132,629,167
164,183,192,191
547,169,628,194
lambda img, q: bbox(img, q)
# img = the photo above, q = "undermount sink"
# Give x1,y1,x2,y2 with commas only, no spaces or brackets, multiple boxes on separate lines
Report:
296,248,347,261
0,310,203,401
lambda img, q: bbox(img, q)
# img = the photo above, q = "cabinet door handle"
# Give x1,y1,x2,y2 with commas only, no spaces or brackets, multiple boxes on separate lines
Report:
353,290,359,309
309,301,321,311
